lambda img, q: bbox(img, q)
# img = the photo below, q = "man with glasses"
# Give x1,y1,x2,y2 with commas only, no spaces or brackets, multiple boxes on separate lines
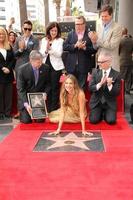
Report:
17,50,51,124
89,52,121,124
14,20,39,75
63,16,96,90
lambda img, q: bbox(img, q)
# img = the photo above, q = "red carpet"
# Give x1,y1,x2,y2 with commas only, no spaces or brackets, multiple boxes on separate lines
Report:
19,113,128,130
0,114,133,199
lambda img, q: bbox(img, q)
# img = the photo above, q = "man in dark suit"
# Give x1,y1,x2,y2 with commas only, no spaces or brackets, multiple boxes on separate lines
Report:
89,52,121,124
119,28,133,94
17,50,51,124
63,16,97,90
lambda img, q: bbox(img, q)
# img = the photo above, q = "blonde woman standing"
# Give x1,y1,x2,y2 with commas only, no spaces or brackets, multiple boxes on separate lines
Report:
0,27,15,119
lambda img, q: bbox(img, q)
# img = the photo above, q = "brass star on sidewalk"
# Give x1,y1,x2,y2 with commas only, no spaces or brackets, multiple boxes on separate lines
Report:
42,132,100,151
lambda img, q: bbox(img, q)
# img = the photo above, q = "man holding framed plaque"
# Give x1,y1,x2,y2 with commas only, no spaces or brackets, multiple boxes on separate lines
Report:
17,50,51,123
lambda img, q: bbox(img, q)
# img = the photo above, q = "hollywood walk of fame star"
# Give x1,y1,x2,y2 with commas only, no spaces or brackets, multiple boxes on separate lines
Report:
31,95,44,107
42,132,100,151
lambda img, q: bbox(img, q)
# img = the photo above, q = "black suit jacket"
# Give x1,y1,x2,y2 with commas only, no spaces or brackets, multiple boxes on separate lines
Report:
17,62,51,110
89,68,121,111
63,29,97,73
0,48,15,83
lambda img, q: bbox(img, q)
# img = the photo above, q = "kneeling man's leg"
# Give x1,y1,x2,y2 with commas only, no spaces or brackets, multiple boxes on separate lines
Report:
104,108,116,124
89,106,103,124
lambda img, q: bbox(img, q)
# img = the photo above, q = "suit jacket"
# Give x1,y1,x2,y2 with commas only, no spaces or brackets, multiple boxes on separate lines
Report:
40,37,64,71
17,62,51,110
119,35,133,66
63,29,97,73
97,21,122,71
14,34,39,71
0,48,15,83
89,68,121,111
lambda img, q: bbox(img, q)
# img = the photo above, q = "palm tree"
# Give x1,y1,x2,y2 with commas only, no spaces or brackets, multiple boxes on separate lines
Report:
64,0,71,16
19,0,27,29
53,0,61,18
43,0,49,27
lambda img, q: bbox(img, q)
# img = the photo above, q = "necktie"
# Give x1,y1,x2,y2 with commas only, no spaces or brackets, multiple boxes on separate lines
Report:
103,70,107,78
101,70,107,104
34,69,39,85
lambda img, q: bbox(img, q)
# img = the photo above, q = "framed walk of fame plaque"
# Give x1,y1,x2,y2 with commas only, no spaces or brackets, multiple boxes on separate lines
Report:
27,92,48,119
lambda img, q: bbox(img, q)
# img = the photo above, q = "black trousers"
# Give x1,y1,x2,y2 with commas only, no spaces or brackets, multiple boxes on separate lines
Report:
0,83,13,116
89,102,116,124
46,56,62,112
120,65,132,92
68,65,88,91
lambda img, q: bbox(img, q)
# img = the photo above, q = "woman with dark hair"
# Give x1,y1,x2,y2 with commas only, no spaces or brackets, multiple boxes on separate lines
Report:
8,31,17,48
40,22,64,112
49,74,93,136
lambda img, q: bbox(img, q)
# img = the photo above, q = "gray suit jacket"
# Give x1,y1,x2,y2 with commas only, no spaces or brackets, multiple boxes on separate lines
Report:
14,34,39,71
89,68,121,111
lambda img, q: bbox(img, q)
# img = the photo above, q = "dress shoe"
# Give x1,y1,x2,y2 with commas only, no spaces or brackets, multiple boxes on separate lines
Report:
126,90,130,94
0,114,5,120
4,115,12,121
5,114,12,118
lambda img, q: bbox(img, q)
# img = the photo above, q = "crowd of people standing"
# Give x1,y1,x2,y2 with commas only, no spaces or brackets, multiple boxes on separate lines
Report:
0,4,133,132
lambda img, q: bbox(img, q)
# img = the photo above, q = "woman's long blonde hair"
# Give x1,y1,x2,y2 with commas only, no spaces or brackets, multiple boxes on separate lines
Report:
60,74,80,113
0,27,11,50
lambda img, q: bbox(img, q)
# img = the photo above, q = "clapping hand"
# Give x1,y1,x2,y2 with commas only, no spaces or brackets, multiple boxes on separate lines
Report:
18,39,25,50
2,67,10,74
100,76,107,86
88,31,98,44
75,40,86,49
107,77,114,86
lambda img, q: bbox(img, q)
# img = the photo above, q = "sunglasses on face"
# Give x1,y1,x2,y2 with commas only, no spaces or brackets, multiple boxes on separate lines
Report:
24,28,32,31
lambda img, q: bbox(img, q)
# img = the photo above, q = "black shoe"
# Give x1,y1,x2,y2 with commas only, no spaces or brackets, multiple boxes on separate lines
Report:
0,114,5,120
35,119,45,123
5,115,12,119
126,90,130,94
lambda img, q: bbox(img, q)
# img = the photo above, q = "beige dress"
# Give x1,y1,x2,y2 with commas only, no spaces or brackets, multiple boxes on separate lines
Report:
49,106,81,123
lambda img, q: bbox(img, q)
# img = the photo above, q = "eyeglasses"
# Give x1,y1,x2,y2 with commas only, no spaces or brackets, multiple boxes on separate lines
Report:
97,60,109,64
24,28,32,31
75,23,84,26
